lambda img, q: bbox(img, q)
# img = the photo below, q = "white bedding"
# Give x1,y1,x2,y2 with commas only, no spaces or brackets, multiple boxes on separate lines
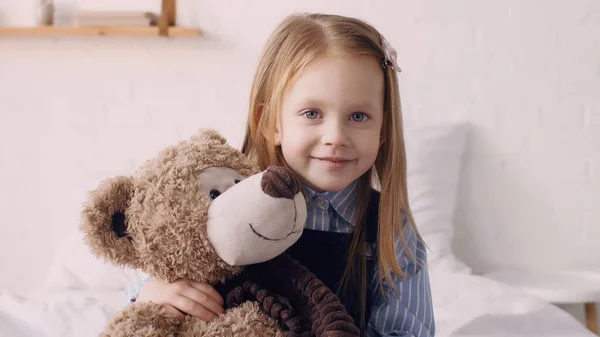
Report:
0,269,595,337
0,233,594,337
430,270,596,337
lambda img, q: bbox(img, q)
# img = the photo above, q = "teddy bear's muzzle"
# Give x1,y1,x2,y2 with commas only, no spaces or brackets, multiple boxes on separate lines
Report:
206,166,307,266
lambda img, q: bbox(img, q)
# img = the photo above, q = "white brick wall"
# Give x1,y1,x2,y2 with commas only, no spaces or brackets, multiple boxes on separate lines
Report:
1,0,599,322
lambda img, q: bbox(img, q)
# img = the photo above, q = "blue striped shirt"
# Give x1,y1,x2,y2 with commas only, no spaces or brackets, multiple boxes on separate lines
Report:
303,181,435,337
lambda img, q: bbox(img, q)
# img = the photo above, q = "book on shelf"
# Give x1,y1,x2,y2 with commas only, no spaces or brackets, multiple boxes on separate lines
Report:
71,11,158,27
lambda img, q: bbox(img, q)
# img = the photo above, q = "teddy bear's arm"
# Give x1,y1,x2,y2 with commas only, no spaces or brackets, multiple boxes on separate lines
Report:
180,301,281,337
101,302,182,337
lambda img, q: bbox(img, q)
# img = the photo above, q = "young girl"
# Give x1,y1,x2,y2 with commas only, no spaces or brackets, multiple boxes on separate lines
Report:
131,13,435,336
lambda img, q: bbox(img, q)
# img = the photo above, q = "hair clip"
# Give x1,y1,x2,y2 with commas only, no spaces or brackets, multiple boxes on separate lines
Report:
381,35,402,73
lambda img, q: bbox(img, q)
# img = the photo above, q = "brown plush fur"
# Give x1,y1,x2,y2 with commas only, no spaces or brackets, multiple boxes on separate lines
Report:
81,129,280,336
101,301,281,337
99,302,181,337
81,129,359,337
180,302,282,337
81,129,258,285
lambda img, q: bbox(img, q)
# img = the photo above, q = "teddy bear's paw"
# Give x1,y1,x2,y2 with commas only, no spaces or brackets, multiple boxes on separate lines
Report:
101,302,182,337
180,301,280,337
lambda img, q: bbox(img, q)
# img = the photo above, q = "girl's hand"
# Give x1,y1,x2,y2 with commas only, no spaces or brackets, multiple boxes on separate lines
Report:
135,278,225,322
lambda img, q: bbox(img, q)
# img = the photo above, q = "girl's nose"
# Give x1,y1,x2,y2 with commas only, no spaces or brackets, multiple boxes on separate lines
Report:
321,121,349,147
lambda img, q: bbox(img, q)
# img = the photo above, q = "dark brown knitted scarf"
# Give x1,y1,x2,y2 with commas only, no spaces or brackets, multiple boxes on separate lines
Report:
217,253,360,337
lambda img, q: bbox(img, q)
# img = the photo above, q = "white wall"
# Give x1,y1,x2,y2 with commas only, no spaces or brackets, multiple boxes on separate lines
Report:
1,0,599,323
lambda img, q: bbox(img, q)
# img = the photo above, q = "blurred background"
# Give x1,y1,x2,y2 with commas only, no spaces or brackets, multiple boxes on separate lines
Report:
0,1,599,336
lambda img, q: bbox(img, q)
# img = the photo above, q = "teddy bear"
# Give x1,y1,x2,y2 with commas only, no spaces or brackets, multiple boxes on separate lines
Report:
80,129,360,337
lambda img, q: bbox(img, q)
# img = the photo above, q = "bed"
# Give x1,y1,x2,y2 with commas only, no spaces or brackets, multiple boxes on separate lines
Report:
0,245,594,337
0,121,595,337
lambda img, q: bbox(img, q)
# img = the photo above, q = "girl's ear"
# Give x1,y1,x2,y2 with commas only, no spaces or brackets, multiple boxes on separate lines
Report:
274,123,282,146
80,176,139,269
273,109,282,146
256,103,282,146
379,127,386,147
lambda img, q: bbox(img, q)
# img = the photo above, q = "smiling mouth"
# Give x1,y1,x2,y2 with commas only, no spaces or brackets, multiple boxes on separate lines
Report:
248,200,302,241
249,223,303,241
313,157,354,163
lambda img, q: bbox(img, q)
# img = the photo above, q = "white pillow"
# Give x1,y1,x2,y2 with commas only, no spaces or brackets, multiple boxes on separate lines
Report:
403,120,471,274
33,230,147,295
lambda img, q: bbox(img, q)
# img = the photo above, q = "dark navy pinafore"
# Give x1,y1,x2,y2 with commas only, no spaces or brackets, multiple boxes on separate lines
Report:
286,189,380,333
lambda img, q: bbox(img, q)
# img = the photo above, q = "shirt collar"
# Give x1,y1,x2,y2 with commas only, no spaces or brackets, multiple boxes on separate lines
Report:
302,180,359,225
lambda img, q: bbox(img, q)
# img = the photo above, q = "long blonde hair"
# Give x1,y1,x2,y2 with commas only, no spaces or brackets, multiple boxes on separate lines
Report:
241,12,421,328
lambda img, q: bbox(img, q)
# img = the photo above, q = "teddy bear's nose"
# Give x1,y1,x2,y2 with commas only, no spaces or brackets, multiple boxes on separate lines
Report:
261,166,300,199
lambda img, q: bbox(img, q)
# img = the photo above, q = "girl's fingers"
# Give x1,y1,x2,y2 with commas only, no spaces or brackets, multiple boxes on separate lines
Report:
172,294,219,322
188,281,225,306
161,304,186,321
178,286,225,317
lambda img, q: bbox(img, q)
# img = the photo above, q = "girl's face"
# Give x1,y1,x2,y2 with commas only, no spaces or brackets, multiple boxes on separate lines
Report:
275,53,384,192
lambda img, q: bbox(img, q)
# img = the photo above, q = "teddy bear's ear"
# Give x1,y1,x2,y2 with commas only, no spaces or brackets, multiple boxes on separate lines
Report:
191,128,227,145
80,176,139,268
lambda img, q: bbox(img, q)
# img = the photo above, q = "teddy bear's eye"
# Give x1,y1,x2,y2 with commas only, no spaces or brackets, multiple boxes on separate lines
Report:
234,179,241,184
209,189,221,200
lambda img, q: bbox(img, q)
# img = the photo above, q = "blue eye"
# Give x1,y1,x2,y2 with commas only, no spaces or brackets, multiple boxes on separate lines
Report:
351,112,368,122
303,110,320,119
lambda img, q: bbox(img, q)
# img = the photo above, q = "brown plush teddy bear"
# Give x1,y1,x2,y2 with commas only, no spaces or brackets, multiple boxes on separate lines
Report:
80,129,360,337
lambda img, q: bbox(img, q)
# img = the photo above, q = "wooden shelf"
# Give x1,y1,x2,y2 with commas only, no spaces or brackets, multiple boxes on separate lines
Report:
0,0,198,38
0,26,202,37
